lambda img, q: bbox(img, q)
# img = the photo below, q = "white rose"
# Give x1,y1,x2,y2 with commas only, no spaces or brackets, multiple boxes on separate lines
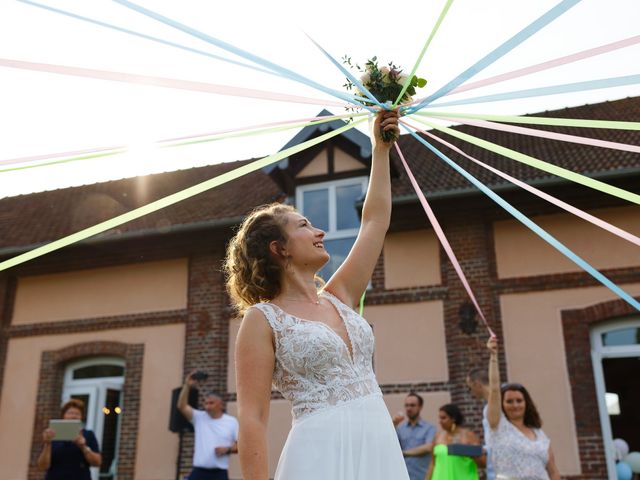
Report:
380,66,391,83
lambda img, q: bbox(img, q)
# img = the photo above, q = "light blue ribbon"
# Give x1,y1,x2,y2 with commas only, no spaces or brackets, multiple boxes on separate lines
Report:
304,33,383,111
407,0,582,114
18,0,275,77
402,124,640,311
427,74,640,108
112,0,367,108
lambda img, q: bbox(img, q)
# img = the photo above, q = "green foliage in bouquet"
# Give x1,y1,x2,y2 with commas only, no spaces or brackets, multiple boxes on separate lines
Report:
342,56,427,141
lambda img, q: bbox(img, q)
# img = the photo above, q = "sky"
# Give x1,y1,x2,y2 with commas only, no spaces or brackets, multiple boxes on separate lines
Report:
0,0,639,198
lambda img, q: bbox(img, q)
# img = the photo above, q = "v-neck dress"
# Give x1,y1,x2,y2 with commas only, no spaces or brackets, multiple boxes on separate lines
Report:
251,291,409,480
490,413,550,479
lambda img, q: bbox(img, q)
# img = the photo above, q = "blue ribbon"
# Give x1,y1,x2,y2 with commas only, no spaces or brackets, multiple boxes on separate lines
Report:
18,0,275,77
427,74,640,108
402,124,640,311
407,0,582,114
112,0,367,108
304,33,383,111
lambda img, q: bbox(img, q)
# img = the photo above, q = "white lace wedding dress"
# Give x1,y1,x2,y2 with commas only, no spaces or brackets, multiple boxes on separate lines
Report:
251,291,409,479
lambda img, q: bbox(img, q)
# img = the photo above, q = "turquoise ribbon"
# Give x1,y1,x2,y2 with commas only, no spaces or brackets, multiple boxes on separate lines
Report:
305,34,382,110
428,74,640,108
407,0,582,113
112,0,367,108
402,124,640,311
18,0,275,77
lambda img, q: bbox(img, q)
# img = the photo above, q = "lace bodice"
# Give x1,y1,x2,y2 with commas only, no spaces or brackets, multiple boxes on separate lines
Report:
251,291,381,420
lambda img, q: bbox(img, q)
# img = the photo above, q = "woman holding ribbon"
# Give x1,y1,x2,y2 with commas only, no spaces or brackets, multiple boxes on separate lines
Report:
486,337,561,480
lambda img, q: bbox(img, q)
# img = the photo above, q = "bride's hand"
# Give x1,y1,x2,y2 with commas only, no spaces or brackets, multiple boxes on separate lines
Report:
371,108,400,149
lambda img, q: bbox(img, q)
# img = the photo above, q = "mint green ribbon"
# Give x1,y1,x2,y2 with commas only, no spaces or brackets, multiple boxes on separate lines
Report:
0,119,365,272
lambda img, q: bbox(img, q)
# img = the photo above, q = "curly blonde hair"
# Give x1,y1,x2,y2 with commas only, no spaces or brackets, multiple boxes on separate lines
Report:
224,203,296,313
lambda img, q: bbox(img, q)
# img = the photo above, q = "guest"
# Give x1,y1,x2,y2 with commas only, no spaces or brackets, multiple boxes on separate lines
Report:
394,392,437,480
178,371,239,480
425,403,483,480
37,399,101,480
466,367,495,480
486,336,561,479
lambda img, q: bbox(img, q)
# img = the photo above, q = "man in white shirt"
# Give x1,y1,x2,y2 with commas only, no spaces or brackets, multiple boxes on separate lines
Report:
178,372,239,480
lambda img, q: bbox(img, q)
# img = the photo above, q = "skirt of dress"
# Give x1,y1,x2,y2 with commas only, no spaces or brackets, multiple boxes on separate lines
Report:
274,393,410,480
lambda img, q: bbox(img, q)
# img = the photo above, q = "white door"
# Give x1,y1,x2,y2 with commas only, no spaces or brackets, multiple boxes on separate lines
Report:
63,358,125,480
591,318,640,479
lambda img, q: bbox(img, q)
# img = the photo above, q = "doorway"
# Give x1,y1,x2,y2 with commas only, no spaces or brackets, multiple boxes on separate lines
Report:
63,357,125,480
591,318,640,478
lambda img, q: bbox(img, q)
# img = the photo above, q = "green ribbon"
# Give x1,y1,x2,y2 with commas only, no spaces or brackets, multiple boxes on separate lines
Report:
416,110,640,130
412,116,640,205
358,291,366,317
393,0,455,108
0,119,365,272
1,112,367,173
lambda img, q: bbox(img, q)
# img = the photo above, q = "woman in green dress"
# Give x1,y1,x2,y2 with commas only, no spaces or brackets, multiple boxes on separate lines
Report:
425,404,485,480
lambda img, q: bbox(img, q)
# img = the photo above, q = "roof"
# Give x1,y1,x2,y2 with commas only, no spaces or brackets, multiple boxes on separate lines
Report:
391,96,640,199
0,160,283,251
1,96,638,252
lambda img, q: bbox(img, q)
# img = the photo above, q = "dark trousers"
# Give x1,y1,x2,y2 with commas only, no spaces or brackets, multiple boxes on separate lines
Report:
189,466,229,480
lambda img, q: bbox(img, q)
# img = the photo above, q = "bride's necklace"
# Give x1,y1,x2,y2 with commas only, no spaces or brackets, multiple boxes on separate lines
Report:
280,296,320,305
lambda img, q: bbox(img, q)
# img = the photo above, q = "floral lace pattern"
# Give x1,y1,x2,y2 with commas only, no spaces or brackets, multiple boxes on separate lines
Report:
490,413,550,480
251,291,381,420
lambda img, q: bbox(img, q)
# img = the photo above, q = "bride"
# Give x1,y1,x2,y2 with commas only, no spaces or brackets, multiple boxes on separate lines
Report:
225,109,407,479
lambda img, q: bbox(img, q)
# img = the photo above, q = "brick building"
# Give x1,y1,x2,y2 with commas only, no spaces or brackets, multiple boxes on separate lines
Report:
0,98,639,479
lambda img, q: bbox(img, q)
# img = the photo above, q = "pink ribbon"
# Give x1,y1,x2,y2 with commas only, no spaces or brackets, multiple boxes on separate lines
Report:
429,115,640,153
394,142,494,336
405,121,640,248
447,35,640,96
0,112,360,167
0,58,351,108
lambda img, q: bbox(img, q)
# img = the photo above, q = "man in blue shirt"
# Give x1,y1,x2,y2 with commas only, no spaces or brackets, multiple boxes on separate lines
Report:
394,392,437,480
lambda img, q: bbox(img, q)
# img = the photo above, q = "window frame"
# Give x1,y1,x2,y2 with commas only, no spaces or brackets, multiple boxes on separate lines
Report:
295,176,368,241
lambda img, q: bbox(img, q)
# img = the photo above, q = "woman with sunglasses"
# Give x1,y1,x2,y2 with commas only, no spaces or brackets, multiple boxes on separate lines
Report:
486,337,561,480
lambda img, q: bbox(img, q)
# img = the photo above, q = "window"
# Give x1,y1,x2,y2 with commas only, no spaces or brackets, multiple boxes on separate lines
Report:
296,177,367,280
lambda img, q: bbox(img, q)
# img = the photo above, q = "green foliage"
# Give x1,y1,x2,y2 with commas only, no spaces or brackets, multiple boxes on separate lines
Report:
342,56,427,107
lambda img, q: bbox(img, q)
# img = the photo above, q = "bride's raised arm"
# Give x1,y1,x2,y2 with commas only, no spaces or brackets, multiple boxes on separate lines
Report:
325,109,399,308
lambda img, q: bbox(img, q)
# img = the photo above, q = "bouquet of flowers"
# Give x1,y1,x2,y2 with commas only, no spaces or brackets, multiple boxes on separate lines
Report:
343,56,427,141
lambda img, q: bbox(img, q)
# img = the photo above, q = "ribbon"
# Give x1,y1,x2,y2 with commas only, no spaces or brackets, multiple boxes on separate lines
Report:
415,111,640,131
427,74,640,109
401,120,640,312
359,292,366,317
17,0,276,78
0,112,367,172
0,119,365,272
412,116,640,205
407,0,582,113
445,34,640,97
304,33,382,110
418,127,640,248
395,143,494,335
112,0,367,108
428,115,640,154
392,0,455,107
0,58,349,108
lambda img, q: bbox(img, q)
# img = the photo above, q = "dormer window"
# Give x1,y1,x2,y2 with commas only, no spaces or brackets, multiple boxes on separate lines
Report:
296,177,367,280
